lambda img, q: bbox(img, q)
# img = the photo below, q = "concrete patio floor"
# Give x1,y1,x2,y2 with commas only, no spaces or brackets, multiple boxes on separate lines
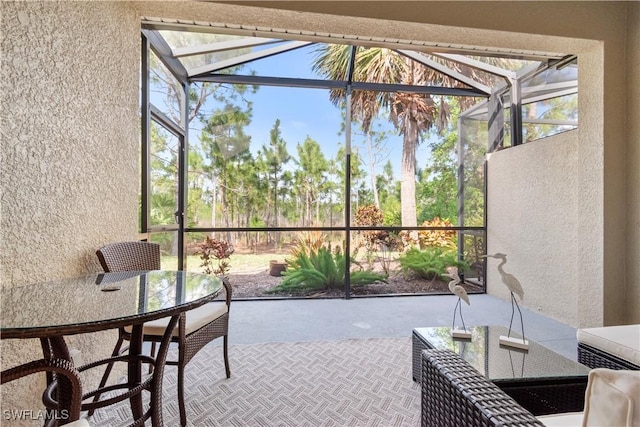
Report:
227,294,580,360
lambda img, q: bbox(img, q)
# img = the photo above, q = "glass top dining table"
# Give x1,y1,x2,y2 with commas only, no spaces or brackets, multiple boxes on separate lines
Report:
1,270,223,426
1,270,223,338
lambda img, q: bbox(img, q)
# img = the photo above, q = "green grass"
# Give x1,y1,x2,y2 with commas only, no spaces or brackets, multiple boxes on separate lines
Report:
161,253,287,273
159,248,404,274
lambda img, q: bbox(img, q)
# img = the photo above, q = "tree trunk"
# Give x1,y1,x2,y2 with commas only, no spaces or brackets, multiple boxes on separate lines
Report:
221,171,232,245
366,131,380,208
211,173,217,229
273,174,279,249
306,189,312,227
401,120,418,227
264,183,272,245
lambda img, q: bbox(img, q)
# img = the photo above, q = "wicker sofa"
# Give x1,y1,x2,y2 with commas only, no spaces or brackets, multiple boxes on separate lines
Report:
577,324,640,371
421,349,545,426
421,349,640,427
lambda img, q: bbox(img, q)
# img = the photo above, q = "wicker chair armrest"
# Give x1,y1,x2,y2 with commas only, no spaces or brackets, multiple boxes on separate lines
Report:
1,358,84,423
221,276,232,307
421,349,544,427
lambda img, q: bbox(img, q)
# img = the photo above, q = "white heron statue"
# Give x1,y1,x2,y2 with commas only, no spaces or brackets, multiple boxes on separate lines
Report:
483,253,529,350
443,269,472,339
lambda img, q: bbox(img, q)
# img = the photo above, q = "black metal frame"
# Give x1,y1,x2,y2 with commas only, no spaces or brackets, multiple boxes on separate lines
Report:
139,25,572,298
141,33,189,270
141,34,150,239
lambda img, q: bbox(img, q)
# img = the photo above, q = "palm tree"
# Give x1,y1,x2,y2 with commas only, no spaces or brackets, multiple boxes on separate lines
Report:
313,44,514,227
312,46,436,227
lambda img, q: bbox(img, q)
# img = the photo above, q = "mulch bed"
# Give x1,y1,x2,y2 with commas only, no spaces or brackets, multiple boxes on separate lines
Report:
225,269,483,299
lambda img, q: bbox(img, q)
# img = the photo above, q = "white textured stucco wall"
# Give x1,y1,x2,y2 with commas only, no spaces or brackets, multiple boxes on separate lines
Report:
1,3,139,285
1,2,139,421
486,132,580,326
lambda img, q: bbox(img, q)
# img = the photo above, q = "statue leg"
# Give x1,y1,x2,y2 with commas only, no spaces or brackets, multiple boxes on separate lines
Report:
452,298,461,330
513,297,526,341
459,300,467,332
508,292,516,337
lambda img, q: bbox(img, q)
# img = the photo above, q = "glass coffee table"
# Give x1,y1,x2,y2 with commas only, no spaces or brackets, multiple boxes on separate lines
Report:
412,325,591,415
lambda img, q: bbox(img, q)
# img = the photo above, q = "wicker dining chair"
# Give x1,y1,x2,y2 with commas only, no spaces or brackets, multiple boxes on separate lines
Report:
1,358,89,426
95,241,232,427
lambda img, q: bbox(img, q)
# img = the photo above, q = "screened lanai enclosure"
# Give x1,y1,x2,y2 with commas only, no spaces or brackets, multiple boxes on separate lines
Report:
140,18,578,299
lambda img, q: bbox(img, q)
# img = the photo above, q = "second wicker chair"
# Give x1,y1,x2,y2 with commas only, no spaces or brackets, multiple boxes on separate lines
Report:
95,241,232,427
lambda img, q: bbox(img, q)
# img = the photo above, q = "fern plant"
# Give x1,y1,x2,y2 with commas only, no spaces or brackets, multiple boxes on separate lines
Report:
398,246,468,280
268,246,387,293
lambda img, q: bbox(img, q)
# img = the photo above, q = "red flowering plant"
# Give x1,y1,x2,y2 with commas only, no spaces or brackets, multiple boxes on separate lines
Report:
198,236,234,277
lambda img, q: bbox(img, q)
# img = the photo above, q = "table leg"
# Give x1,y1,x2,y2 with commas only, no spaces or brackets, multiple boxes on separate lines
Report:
128,323,145,422
42,337,75,426
40,339,54,386
149,313,180,427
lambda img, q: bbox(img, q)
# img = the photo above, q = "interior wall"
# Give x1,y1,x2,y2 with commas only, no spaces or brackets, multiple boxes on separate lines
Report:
626,3,640,324
486,131,580,326
0,1,139,418
0,3,635,417
1,0,632,421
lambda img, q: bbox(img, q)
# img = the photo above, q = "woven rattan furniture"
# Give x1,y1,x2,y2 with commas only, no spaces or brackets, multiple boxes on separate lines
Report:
421,349,545,427
577,324,640,370
1,358,89,426
413,326,590,416
578,343,640,370
1,271,223,427
96,241,232,427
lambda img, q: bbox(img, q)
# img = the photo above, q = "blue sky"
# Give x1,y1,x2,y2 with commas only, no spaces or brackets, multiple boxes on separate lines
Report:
235,45,423,179
243,83,426,182
173,44,437,181
245,86,345,157
242,45,351,158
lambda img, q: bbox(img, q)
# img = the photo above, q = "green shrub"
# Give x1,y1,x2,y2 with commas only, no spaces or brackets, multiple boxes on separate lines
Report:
398,247,468,280
268,246,387,294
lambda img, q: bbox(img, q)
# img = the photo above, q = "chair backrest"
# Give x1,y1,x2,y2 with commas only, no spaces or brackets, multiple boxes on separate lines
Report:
96,241,161,272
